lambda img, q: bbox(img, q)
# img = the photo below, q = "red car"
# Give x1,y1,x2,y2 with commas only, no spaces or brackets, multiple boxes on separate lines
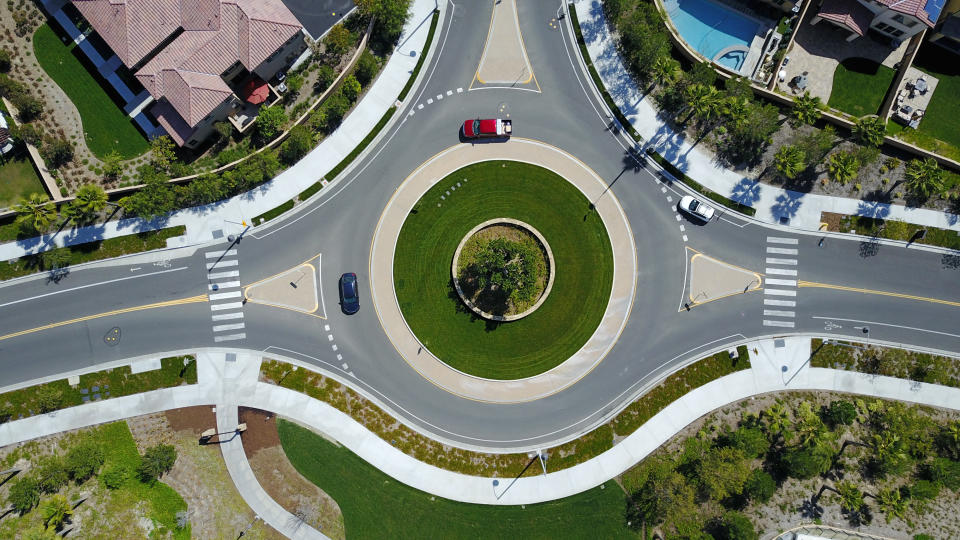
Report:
462,118,512,138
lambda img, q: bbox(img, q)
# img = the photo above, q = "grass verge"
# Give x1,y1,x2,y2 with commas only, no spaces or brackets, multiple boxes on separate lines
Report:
0,225,185,281
32,24,150,159
810,338,960,387
828,57,896,118
279,419,634,540
0,355,196,421
394,161,613,379
822,211,960,250
647,150,758,216
262,345,750,476
397,10,440,102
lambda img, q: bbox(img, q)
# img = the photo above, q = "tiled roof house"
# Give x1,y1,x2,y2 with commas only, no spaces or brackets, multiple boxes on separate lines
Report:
813,0,948,41
72,0,305,147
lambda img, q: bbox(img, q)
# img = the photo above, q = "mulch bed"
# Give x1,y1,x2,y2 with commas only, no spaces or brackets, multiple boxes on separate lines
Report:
239,407,282,457
164,405,217,435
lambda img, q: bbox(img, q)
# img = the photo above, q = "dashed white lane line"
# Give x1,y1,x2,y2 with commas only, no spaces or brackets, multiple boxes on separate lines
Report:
764,298,796,307
427,98,433,104
763,309,796,317
210,302,244,311
208,281,241,290
763,320,795,328
332,344,338,351
682,234,688,242
446,90,453,96
418,104,424,110
666,196,673,202
765,258,797,266
336,354,343,360
764,288,797,297
212,312,245,321
212,323,246,332
206,259,239,269
436,94,443,100
765,268,797,276
205,249,237,258
679,225,685,231
675,214,681,221
324,324,330,331
457,87,463,93
209,290,242,301
342,363,349,370
765,278,797,287
767,237,799,245
661,186,667,193
214,333,247,342
327,334,334,341
766,247,798,255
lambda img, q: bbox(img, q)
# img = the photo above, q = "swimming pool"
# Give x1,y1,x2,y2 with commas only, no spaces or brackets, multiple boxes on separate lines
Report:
716,49,746,71
664,0,761,65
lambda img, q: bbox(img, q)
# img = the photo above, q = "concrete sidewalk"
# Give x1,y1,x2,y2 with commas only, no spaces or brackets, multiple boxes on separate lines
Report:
0,0,440,262
572,0,960,233
2,346,959,508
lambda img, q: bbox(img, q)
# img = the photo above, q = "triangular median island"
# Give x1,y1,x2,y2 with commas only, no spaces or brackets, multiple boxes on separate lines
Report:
688,250,761,305
245,264,319,314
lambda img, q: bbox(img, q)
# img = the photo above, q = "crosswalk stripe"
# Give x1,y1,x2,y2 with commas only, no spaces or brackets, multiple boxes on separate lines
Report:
214,333,246,342
207,270,240,279
212,312,244,321
764,288,797,297
763,309,796,317
763,320,795,328
766,268,798,276
210,302,244,311
209,290,241,301
767,237,798,245
208,281,241,290
206,260,238,269
212,323,245,332
765,257,797,266
766,247,798,255
205,249,237,258
765,278,797,287
764,299,796,307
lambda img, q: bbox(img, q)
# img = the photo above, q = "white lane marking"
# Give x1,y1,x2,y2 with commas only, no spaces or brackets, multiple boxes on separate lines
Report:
764,288,797,297
682,235,688,242
209,290,242,301
208,281,241,290
327,334,334,341
436,94,443,100
764,299,796,307
675,214,681,221
767,237,798,245
457,87,463,93
408,110,415,116
337,354,343,360
207,270,240,279
418,103,424,110
332,344,338,351
764,310,796,317
666,196,673,202
679,225,685,231
765,268,797,276
810,316,960,339
206,259,238,269
210,302,244,311
324,324,330,331
661,186,667,193
427,98,433,104
765,258,797,266
214,333,246,342
212,312,244,321
765,278,797,287
212,322,246,332
446,90,453,96
763,320,795,328
766,247,798,255
205,249,237,258
0,266,188,309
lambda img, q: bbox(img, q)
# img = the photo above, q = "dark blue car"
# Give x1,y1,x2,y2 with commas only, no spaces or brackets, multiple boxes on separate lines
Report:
339,273,359,315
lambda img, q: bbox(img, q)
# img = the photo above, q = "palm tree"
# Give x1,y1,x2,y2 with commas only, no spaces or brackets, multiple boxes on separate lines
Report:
827,151,859,184
875,487,907,523
853,115,886,147
791,91,822,126
64,184,108,224
904,157,945,199
836,480,865,513
721,96,750,131
14,193,57,233
683,84,717,124
651,56,680,88
40,494,72,530
763,402,792,439
774,144,806,180
794,402,828,447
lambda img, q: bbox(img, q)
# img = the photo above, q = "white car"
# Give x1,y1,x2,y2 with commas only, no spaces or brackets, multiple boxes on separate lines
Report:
678,195,715,221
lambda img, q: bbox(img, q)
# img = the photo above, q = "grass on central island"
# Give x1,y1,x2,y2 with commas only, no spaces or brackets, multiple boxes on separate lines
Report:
394,161,613,380
828,57,895,118
278,420,635,540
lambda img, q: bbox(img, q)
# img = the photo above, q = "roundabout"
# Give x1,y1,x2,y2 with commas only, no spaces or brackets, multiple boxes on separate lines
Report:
369,139,637,402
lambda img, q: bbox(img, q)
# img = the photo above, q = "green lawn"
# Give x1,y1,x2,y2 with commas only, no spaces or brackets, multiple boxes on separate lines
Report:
32,24,149,159
828,57,896,117
891,45,960,161
278,420,637,540
0,152,46,209
394,161,613,379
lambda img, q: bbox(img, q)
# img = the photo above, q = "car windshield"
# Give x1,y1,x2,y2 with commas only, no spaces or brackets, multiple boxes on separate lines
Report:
689,200,700,212
473,120,480,133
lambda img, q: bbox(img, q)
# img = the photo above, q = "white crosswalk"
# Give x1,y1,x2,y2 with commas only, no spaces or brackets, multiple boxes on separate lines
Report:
762,236,799,328
206,247,245,342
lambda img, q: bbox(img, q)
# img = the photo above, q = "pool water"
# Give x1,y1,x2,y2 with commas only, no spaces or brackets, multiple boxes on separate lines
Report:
716,50,746,71
665,0,760,63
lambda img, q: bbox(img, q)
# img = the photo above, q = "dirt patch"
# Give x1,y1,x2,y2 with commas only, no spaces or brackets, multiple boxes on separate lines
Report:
821,211,844,231
165,405,217,435
240,407,345,539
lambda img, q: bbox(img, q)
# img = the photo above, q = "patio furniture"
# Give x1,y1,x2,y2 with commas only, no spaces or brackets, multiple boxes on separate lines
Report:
794,74,808,90
915,78,927,94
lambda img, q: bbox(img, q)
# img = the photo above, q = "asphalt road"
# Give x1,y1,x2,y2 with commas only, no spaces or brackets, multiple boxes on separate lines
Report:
1,1,958,451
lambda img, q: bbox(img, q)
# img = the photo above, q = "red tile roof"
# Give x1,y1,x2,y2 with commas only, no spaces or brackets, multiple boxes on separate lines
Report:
72,0,183,67
876,0,939,27
818,0,875,36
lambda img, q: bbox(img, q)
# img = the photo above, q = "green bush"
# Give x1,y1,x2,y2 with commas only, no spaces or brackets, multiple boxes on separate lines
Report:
355,49,379,86
137,444,177,484
280,125,314,165
716,510,757,540
7,476,40,514
35,456,68,494
742,470,776,504
782,446,831,479
906,479,940,501
315,64,336,93
720,426,769,458
101,464,130,490
65,438,105,483
921,457,960,491
824,400,857,427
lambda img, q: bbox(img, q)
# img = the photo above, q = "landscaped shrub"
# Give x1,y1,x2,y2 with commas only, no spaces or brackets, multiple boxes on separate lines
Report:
921,457,960,491
253,105,288,146
719,426,769,458
101,464,130,490
781,445,831,479
280,125,314,165
824,400,857,427
65,438,105,484
714,510,757,540
7,476,41,514
355,49,379,86
35,456,68,494
315,64,336,93
41,135,74,168
341,74,361,102
137,444,177,484
742,470,775,504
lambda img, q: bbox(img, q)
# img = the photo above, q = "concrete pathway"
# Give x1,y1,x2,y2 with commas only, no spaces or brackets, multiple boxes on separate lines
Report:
368,139,637,403
0,0,440,261
1,347,959,508
572,0,960,233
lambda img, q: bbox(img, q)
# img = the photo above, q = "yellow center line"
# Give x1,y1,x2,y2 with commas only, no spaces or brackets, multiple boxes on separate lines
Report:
798,281,960,308
0,294,209,343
